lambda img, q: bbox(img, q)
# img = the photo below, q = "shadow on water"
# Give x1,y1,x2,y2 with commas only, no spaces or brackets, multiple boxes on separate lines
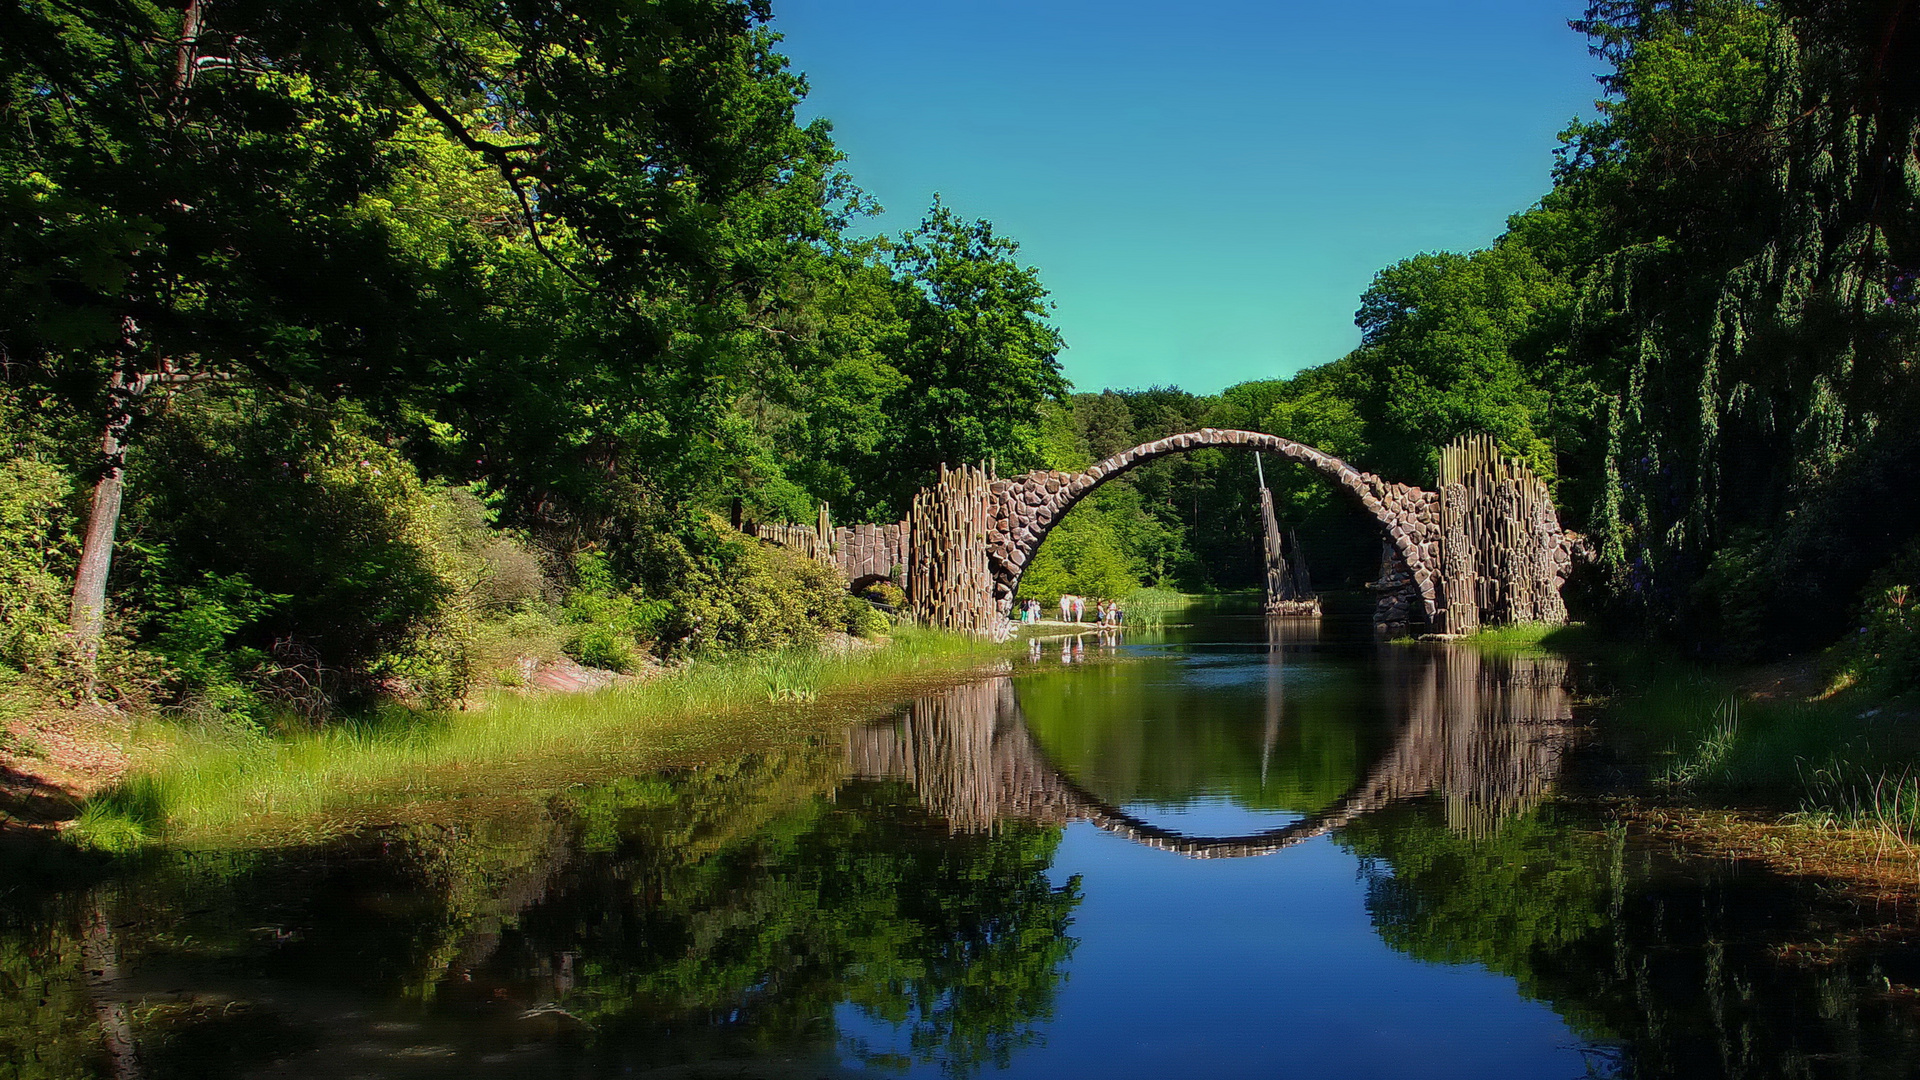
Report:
6,613,1920,1077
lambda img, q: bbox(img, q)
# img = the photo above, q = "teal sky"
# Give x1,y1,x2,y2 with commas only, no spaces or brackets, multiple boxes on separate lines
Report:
771,0,1606,395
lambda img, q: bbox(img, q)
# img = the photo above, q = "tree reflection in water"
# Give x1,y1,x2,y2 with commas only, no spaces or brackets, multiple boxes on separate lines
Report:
10,636,1920,1078
850,635,1920,1079
0,748,1079,1078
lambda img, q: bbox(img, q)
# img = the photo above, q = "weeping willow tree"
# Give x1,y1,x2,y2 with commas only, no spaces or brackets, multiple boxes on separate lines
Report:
1560,0,1920,655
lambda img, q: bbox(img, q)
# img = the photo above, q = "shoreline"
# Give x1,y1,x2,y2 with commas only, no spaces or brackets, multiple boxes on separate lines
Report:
2,628,1017,853
1501,622,1920,901
15,618,1920,910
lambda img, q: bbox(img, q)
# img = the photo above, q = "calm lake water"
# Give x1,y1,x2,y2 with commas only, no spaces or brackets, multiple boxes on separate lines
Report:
8,601,1920,1078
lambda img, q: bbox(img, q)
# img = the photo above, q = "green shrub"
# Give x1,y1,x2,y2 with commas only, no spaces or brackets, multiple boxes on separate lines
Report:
1833,540,1920,693
860,580,908,608
0,454,76,674
560,551,670,673
386,486,557,701
149,572,285,722
843,594,891,637
651,521,853,657
126,392,561,709
127,395,446,687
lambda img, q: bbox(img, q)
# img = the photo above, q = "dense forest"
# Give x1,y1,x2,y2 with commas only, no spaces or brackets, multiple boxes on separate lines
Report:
2,0,1918,728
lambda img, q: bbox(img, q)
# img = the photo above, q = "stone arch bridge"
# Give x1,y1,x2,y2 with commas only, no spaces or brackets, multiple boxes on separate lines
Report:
758,428,1576,634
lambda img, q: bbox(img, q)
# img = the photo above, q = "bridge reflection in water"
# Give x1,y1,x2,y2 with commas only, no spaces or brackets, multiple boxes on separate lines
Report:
847,629,1577,857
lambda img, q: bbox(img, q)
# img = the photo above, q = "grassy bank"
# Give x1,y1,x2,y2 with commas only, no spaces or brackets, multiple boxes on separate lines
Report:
1615,673,1920,894
1439,623,1920,890
72,628,1014,852
1453,622,1604,656
1612,667,1920,813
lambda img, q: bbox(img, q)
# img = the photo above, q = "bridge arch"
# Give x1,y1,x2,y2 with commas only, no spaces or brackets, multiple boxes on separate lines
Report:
985,429,1442,625
1032,737,1423,859
845,658,1577,859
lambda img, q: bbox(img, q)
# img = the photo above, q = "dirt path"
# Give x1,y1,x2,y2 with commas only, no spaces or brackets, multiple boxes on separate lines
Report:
1,704,131,835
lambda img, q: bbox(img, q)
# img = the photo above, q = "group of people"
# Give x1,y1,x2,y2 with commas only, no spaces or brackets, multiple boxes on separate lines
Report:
1014,595,1124,625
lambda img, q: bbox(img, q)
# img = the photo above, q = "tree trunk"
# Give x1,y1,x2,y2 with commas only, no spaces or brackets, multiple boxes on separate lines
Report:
82,899,142,1080
69,369,142,656
68,1,209,659
168,0,207,113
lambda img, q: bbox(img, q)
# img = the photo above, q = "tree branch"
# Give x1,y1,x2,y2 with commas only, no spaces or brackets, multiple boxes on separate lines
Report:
343,8,602,293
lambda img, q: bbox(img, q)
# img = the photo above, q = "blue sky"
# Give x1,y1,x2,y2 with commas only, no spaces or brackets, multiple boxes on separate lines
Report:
770,0,1607,395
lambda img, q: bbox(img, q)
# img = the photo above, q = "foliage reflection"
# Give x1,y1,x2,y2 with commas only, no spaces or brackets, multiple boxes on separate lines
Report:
0,746,1078,1078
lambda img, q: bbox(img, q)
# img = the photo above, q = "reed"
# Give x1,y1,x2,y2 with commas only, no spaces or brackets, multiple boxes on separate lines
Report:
73,627,1012,851
1120,586,1191,629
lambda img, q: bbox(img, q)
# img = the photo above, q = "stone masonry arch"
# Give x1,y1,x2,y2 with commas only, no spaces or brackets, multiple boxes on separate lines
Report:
985,429,1445,625
846,657,1576,859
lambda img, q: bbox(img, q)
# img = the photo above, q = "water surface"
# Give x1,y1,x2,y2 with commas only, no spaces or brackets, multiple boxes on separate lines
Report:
7,602,1920,1078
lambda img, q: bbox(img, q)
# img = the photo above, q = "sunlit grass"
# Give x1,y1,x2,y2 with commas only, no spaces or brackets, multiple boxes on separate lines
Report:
1455,622,1600,656
1598,661,1920,859
1794,764,1920,854
1618,676,1886,794
73,627,1012,851
1120,586,1192,629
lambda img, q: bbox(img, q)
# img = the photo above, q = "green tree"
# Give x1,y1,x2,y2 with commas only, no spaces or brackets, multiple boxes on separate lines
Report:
0,0,451,656
1556,0,1920,652
1351,242,1569,485
769,201,1069,521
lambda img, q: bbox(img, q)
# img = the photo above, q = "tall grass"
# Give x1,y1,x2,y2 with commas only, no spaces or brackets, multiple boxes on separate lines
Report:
74,627,1011,851
1658,698,1744,791
1614,665,1920,857
1120,586,1191,629
1796,763,1920,854
1456,622,1599,656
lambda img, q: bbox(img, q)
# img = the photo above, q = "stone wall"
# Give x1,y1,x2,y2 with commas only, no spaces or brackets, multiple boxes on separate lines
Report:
831,521,907,585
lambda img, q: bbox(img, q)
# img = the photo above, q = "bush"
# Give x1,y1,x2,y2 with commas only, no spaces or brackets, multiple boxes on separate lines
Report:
1833,540,1920,693
389,486,556,700
843,594,891,637
561,551,670,673
125,392,562,710
649,520,854,657
0,449,76,675
149,572,285,722
859,579,908,609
